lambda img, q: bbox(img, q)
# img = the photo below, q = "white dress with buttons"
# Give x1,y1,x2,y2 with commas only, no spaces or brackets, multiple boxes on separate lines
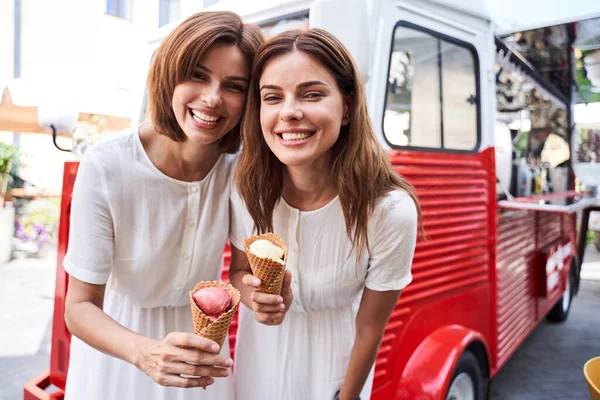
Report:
63,126,235,400
230,186,417,400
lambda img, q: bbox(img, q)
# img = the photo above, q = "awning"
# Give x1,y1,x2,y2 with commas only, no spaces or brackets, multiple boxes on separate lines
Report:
0,83,130,135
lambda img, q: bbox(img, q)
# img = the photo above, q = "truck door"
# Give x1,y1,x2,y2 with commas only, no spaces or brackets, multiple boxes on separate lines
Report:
367,2,497,398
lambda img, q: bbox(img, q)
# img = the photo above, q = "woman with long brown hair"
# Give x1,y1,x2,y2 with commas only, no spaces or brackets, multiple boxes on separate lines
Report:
63,12,262,400
228,29,421,399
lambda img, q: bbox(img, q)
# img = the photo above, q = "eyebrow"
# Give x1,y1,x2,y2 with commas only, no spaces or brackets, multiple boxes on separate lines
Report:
195,65,249,84
259,80,329,91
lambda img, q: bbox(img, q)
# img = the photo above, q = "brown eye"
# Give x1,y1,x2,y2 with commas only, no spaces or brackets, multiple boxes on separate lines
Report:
226,83,245,92
305,92,323,99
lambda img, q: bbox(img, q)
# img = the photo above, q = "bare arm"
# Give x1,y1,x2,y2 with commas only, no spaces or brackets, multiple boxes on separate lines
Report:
65,275,232,388
228,244,292,325
65,277,143,364
337,288,401,400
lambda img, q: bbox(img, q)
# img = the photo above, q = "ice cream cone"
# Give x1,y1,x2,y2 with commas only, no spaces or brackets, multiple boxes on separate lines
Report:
189,281,240,351
243,233,288,295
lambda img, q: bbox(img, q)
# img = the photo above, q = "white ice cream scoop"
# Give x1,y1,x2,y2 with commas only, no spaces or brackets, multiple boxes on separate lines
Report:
249,239,284,262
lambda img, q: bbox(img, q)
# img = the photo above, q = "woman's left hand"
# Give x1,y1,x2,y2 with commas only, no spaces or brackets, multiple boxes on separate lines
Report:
242,271,293,325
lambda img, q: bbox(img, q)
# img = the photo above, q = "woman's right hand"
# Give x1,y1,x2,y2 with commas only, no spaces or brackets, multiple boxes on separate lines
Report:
242,270,293,325
135,332,233,388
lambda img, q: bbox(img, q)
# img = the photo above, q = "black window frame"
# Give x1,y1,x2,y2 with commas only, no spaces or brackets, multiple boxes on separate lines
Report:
257,10,309,32
382,20,482,154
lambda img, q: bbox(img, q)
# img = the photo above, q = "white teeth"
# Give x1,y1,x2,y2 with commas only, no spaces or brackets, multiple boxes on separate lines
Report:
190,109,220,122
281,132,311,141
192,113,217,126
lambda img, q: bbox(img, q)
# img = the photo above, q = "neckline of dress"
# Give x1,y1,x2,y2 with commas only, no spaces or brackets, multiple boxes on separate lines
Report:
279,194,340,215
134,122,223,185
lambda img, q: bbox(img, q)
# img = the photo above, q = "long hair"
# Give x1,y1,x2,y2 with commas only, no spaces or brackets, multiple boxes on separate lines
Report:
237,28,422,257
147,11,263,153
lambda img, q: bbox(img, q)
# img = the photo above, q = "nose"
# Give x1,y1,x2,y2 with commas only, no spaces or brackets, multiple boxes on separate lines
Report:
279,98,303,122
203,84,223,108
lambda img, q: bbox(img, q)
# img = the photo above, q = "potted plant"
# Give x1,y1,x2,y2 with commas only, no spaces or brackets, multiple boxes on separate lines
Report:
0,142,17,263
0,143,16,205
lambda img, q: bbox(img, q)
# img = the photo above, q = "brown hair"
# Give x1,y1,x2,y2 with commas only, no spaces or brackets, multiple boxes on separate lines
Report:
237,29,422,258
147,11,263,153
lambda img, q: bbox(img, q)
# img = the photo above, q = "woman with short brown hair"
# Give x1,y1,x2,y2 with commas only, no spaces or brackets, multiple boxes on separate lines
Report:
229,28,421,400
63,11,262,400
147,11,260,151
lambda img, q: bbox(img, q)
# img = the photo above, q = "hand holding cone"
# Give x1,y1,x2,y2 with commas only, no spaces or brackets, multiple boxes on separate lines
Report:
243,233,288,295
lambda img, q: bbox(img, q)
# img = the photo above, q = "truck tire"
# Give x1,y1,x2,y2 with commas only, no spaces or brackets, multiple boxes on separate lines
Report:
445,351,485,400
546,265,574,323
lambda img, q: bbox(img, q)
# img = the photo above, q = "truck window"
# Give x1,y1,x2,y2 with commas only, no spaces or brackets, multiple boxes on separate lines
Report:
384,23,479,151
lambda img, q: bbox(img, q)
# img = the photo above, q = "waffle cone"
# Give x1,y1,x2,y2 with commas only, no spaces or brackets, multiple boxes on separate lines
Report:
189,281,240,350
243,233,288,295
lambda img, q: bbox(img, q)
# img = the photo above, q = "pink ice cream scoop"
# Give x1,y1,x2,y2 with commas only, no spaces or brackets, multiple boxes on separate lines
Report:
192,287,232,320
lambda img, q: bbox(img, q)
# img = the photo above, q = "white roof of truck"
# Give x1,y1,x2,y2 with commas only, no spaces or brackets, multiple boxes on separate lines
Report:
202,0,312,23
422,0,491,21
148,0,312,46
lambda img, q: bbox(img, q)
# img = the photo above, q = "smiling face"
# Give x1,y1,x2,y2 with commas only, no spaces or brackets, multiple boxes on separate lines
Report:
258,51,349,169
172,42,250,146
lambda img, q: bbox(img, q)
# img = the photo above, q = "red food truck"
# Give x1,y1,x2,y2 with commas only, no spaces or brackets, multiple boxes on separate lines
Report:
25,0,600,399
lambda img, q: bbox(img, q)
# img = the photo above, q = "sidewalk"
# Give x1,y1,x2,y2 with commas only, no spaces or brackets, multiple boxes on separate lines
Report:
0,250,56,400
491,279,600,400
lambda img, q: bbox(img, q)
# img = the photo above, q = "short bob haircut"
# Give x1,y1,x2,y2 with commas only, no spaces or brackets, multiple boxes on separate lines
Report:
147,11,263,153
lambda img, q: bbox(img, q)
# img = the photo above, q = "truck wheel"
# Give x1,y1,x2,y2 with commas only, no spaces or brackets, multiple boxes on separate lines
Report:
445,351,484,400
546,266,574,323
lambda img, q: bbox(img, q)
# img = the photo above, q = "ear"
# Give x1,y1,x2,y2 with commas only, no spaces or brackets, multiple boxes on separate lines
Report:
341,95,351,126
